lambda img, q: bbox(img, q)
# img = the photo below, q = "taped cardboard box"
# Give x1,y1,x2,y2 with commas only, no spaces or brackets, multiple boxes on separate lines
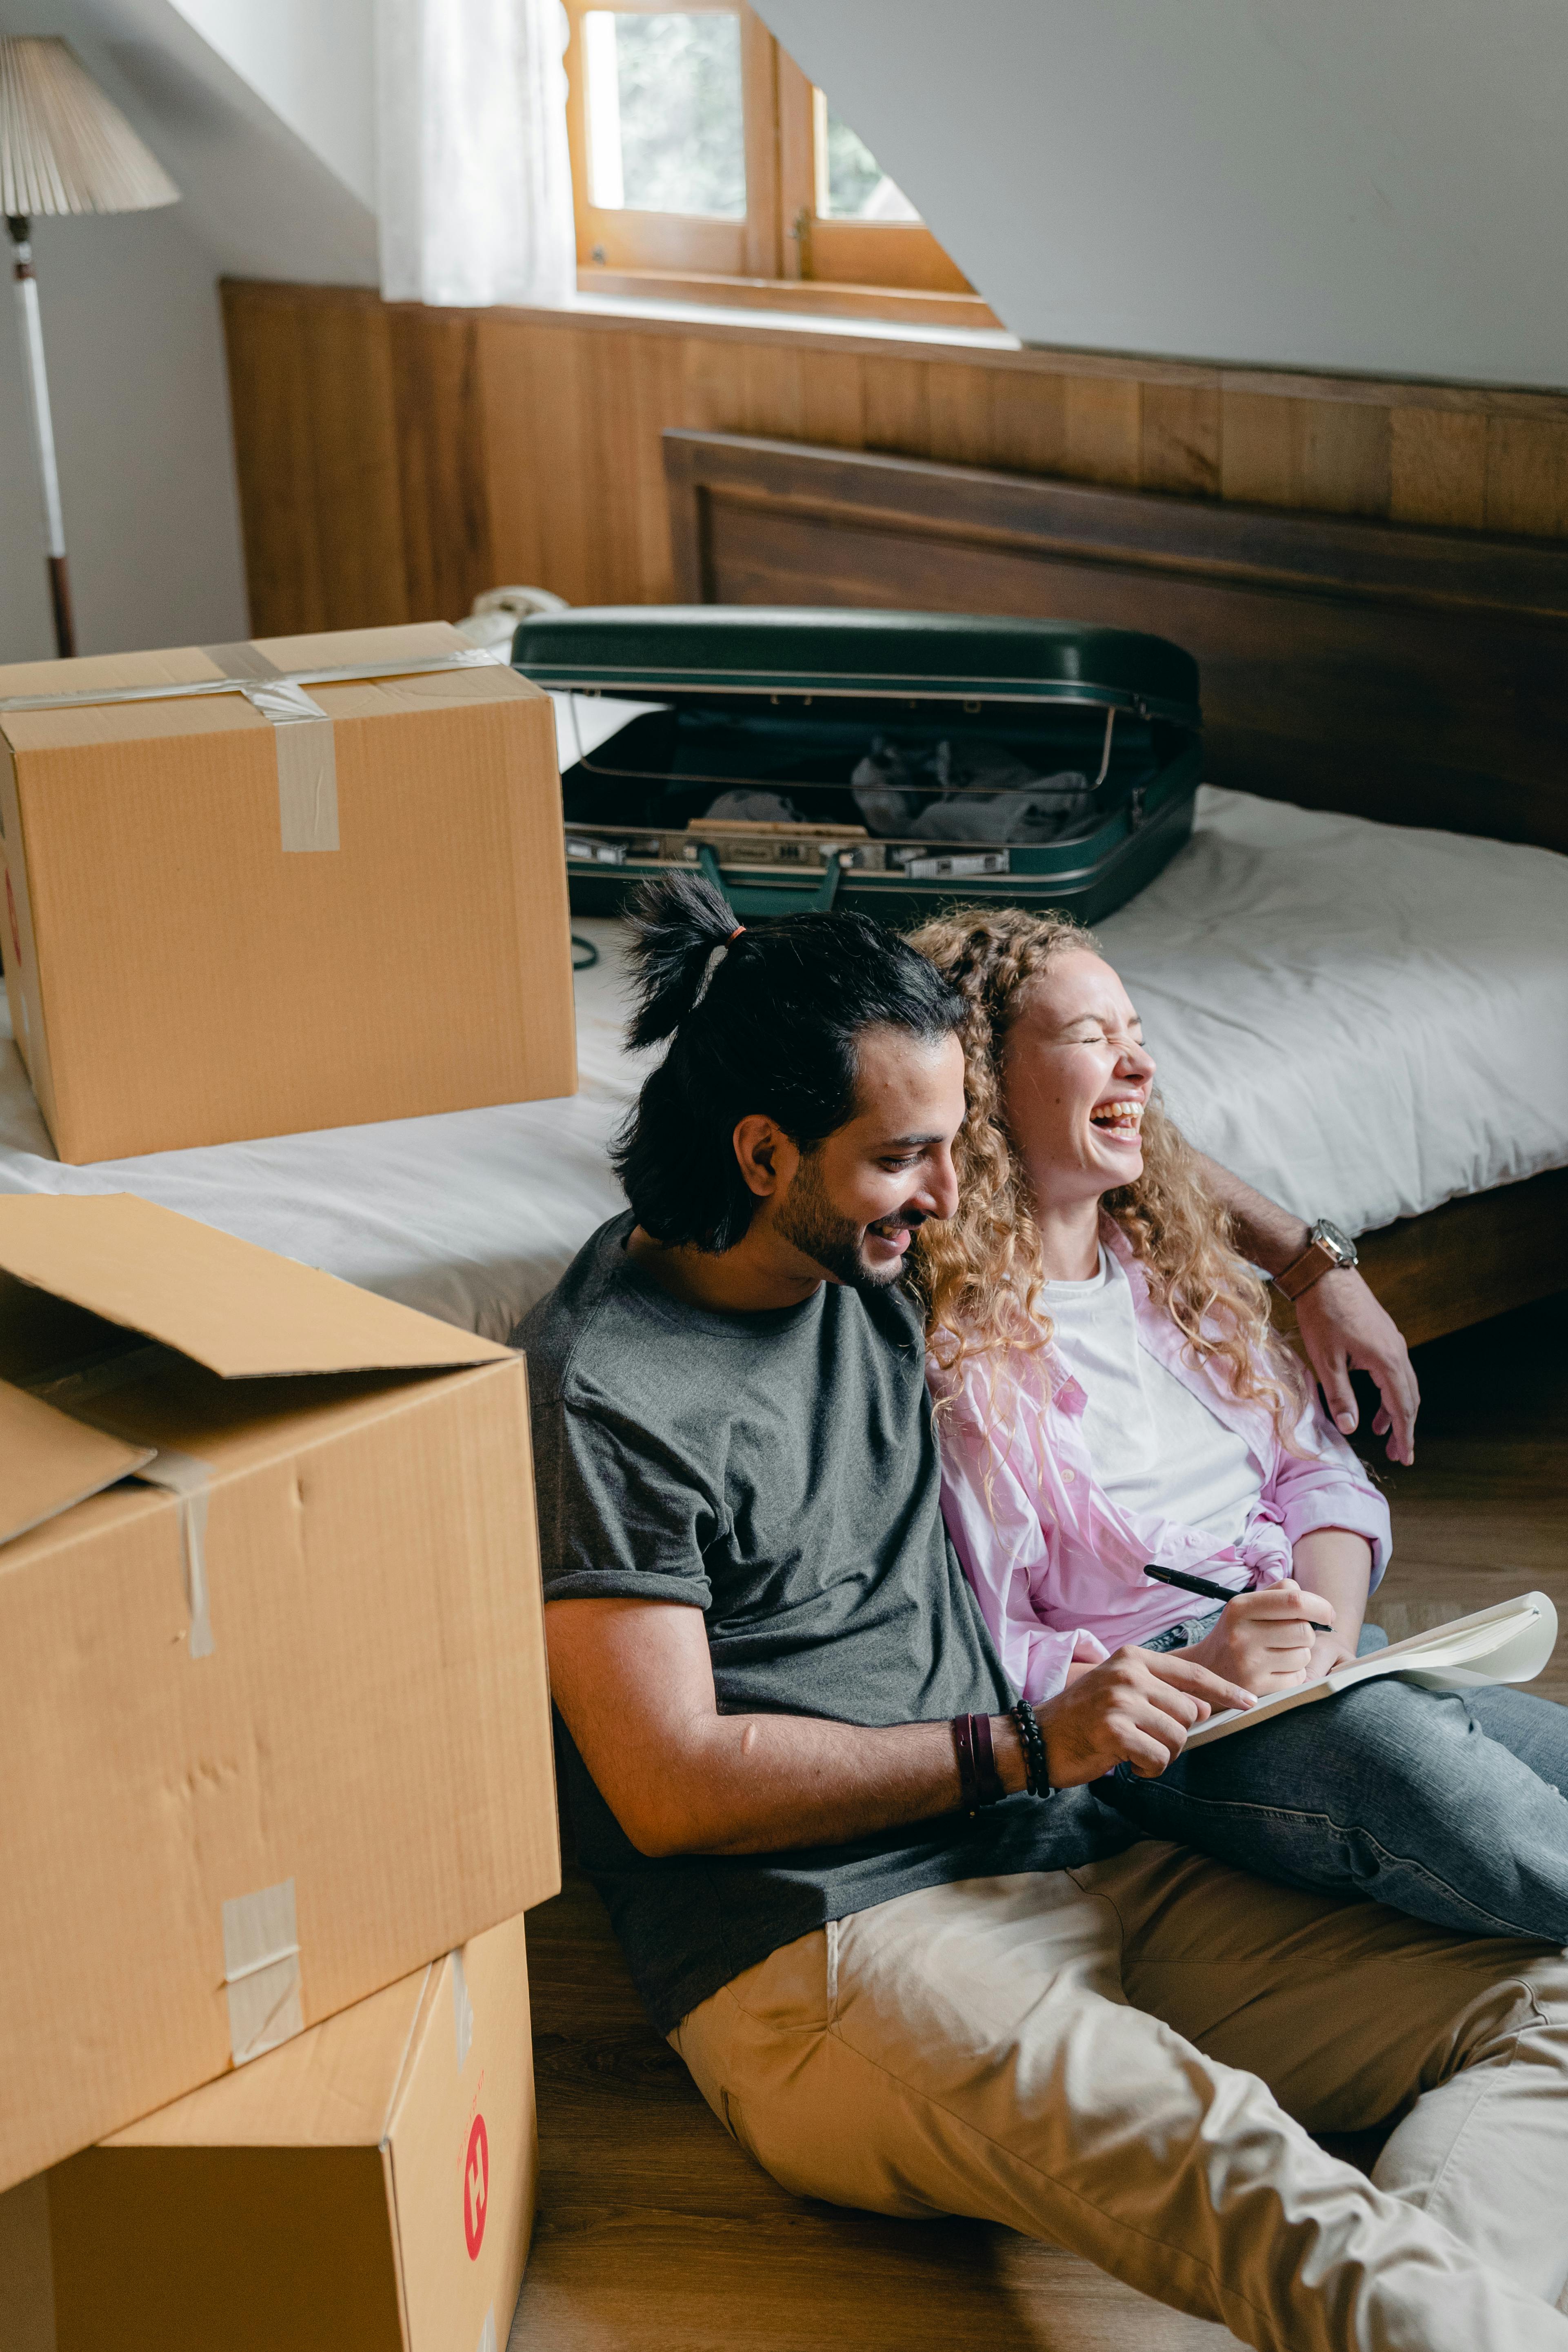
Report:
0,1192,560,2193
0,621,575,1163
0,1909,536,2352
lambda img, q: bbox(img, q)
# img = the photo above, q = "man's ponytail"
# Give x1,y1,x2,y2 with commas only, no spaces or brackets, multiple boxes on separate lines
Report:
609,874,962,1255
622,869,740,1050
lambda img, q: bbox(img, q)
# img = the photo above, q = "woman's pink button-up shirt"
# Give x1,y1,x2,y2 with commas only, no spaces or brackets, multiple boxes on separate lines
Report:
930,1222,1392,1706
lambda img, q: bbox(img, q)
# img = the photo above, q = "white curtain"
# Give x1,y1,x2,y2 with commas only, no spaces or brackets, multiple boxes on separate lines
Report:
376,0,576,308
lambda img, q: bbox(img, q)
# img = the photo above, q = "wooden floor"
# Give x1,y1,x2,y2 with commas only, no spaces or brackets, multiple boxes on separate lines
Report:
510,1293,1568,2350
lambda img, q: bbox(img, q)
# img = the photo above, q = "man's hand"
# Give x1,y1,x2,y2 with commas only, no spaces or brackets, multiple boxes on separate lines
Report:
1190,1155,1419,1468
1035,1647,1255,1785
1293,1267,1419,1466
1182,1582,1330,1697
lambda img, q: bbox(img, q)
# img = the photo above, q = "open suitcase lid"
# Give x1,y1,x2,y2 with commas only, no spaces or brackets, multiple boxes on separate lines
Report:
512,606,1201,729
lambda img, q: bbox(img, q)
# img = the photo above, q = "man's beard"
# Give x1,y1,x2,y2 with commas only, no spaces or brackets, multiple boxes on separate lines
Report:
772,1150,924,1295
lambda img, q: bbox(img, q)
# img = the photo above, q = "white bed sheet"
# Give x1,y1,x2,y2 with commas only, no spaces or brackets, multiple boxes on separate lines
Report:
1,786,1563,1340
1099,788,1568,1235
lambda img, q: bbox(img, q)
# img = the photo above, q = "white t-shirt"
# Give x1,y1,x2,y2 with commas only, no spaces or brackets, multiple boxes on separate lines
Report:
1044,1247,1262,1549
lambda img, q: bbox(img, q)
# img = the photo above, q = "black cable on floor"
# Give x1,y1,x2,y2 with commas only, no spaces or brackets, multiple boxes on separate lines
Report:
571,934,600,971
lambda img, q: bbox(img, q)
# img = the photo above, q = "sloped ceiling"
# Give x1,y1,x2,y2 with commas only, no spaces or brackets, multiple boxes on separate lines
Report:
0,0,377,283
758,0,1568,388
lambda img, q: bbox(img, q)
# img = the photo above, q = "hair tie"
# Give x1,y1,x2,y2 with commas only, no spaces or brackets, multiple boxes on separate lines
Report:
728,924,746,942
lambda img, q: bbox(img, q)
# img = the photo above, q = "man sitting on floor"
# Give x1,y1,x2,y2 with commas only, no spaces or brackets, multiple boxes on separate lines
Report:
518,874,1568,2352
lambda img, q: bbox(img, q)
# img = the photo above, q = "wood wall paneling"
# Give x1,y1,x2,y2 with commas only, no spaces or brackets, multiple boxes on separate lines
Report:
1485,415,1568,536
1389,407,1488,531
862,355,932,461
219,282,1568,645
1062,373,1143,487
386,306,495,622
1139,381,1220,499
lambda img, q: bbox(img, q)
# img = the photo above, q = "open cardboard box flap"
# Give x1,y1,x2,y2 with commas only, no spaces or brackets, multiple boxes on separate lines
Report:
0,1377,153,1546
0,1194,512,1383
103,1960,434,2151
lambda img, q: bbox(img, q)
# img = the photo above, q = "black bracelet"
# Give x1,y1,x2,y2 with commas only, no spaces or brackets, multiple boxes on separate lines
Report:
1011,1699,1053,1799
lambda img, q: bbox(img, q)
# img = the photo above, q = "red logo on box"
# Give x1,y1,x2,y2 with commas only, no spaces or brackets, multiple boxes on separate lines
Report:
464,2112,489,2260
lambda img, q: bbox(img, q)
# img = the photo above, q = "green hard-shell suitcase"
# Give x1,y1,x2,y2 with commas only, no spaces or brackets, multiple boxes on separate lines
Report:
511,606,1202,926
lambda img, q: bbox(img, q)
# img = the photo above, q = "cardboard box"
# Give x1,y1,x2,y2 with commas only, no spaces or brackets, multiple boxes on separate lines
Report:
0,1193,560,2193
0,1910,537,2352
0,622,575,1163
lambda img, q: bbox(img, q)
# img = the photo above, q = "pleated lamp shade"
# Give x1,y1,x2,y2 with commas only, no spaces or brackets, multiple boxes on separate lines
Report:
0,36,179,216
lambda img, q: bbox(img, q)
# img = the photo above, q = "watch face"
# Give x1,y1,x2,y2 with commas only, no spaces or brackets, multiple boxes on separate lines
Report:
1315,1219,1357,1265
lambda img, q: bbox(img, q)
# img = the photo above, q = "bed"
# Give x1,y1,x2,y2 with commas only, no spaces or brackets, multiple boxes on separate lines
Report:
2,758,1563,1347
655,426,1568,1346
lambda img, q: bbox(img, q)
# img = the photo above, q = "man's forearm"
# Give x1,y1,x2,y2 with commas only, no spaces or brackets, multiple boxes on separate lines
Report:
546,1598,1251,1861
1195,1152,1310,1276
633,1711,1027,1857
1194,1153,1420,1464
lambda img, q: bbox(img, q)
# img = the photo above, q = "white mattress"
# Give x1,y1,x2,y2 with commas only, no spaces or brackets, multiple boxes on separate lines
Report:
1,786,1563,1341
1098,787,1568,1236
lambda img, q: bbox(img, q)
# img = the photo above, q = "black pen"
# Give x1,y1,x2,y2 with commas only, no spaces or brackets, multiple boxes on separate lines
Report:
1144,1561,1331,1634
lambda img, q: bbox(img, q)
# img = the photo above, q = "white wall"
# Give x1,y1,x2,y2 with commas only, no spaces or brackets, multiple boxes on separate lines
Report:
166,0,376,211
758,0,1568,387
0,204,247,660
0,0,376,662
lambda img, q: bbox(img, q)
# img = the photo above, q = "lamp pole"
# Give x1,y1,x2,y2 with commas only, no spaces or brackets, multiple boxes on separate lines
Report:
8,213,74,658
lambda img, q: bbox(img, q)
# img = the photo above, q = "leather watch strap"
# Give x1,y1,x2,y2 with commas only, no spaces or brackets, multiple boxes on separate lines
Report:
1274,1235,1341,1301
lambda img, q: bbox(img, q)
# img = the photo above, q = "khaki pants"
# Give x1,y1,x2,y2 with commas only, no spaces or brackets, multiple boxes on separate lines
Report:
671,1842,1568,2351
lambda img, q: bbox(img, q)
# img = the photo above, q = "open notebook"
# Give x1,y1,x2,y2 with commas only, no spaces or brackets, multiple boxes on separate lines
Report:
1184,1592,1558,1749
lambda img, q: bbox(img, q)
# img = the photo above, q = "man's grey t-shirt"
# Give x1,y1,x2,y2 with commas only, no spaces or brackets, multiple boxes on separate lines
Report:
517,1212,1130,2033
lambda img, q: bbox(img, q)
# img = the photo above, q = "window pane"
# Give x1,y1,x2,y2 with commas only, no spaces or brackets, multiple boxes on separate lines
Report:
821,105,921,222
584,11,746,220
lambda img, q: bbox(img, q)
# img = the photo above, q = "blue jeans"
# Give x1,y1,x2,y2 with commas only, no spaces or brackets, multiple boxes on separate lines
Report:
1101,1625,1568,1942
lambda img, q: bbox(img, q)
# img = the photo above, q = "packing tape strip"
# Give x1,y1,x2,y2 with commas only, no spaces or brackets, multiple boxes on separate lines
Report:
239,678,338,853
222,1877,304,2066
25,1359,216,1660
477,2310,497,2352
0,645,503,857
135,1445,215,1659
452,1947,475,2070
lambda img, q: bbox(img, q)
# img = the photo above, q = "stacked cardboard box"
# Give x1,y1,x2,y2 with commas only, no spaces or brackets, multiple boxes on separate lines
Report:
0,1913,535,2352
0,622,575,1162
0,1192,560,2341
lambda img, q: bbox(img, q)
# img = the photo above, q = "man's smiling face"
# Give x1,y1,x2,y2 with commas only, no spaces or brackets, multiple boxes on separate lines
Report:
767,1024,965,1293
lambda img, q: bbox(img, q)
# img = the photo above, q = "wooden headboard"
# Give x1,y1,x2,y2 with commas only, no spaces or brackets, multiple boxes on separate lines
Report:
663,428,1568,854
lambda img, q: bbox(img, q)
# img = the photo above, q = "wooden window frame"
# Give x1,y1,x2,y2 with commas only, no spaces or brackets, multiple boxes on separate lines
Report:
563,0,997,325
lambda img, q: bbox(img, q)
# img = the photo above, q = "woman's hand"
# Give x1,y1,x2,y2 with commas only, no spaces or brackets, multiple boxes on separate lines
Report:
1182,1581,1334,1697
1303,1630,1361,1682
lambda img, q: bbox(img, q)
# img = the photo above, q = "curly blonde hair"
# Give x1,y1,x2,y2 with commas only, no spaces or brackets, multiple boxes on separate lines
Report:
906,906,1306,1440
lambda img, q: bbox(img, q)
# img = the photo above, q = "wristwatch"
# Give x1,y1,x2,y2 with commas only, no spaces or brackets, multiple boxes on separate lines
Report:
1274,1218,1359,1301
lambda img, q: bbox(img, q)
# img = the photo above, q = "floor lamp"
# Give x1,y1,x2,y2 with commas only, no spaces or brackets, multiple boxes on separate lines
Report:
1,36,179,658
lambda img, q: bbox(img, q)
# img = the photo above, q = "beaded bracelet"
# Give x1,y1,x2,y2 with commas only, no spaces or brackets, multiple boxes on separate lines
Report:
1010,1698,1053,1799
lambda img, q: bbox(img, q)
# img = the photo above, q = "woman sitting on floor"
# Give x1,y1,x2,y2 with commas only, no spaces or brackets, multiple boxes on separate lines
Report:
911,905,1568,1939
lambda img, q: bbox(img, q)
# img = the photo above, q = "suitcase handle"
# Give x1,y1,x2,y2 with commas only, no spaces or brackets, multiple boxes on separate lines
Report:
696,843,844,917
